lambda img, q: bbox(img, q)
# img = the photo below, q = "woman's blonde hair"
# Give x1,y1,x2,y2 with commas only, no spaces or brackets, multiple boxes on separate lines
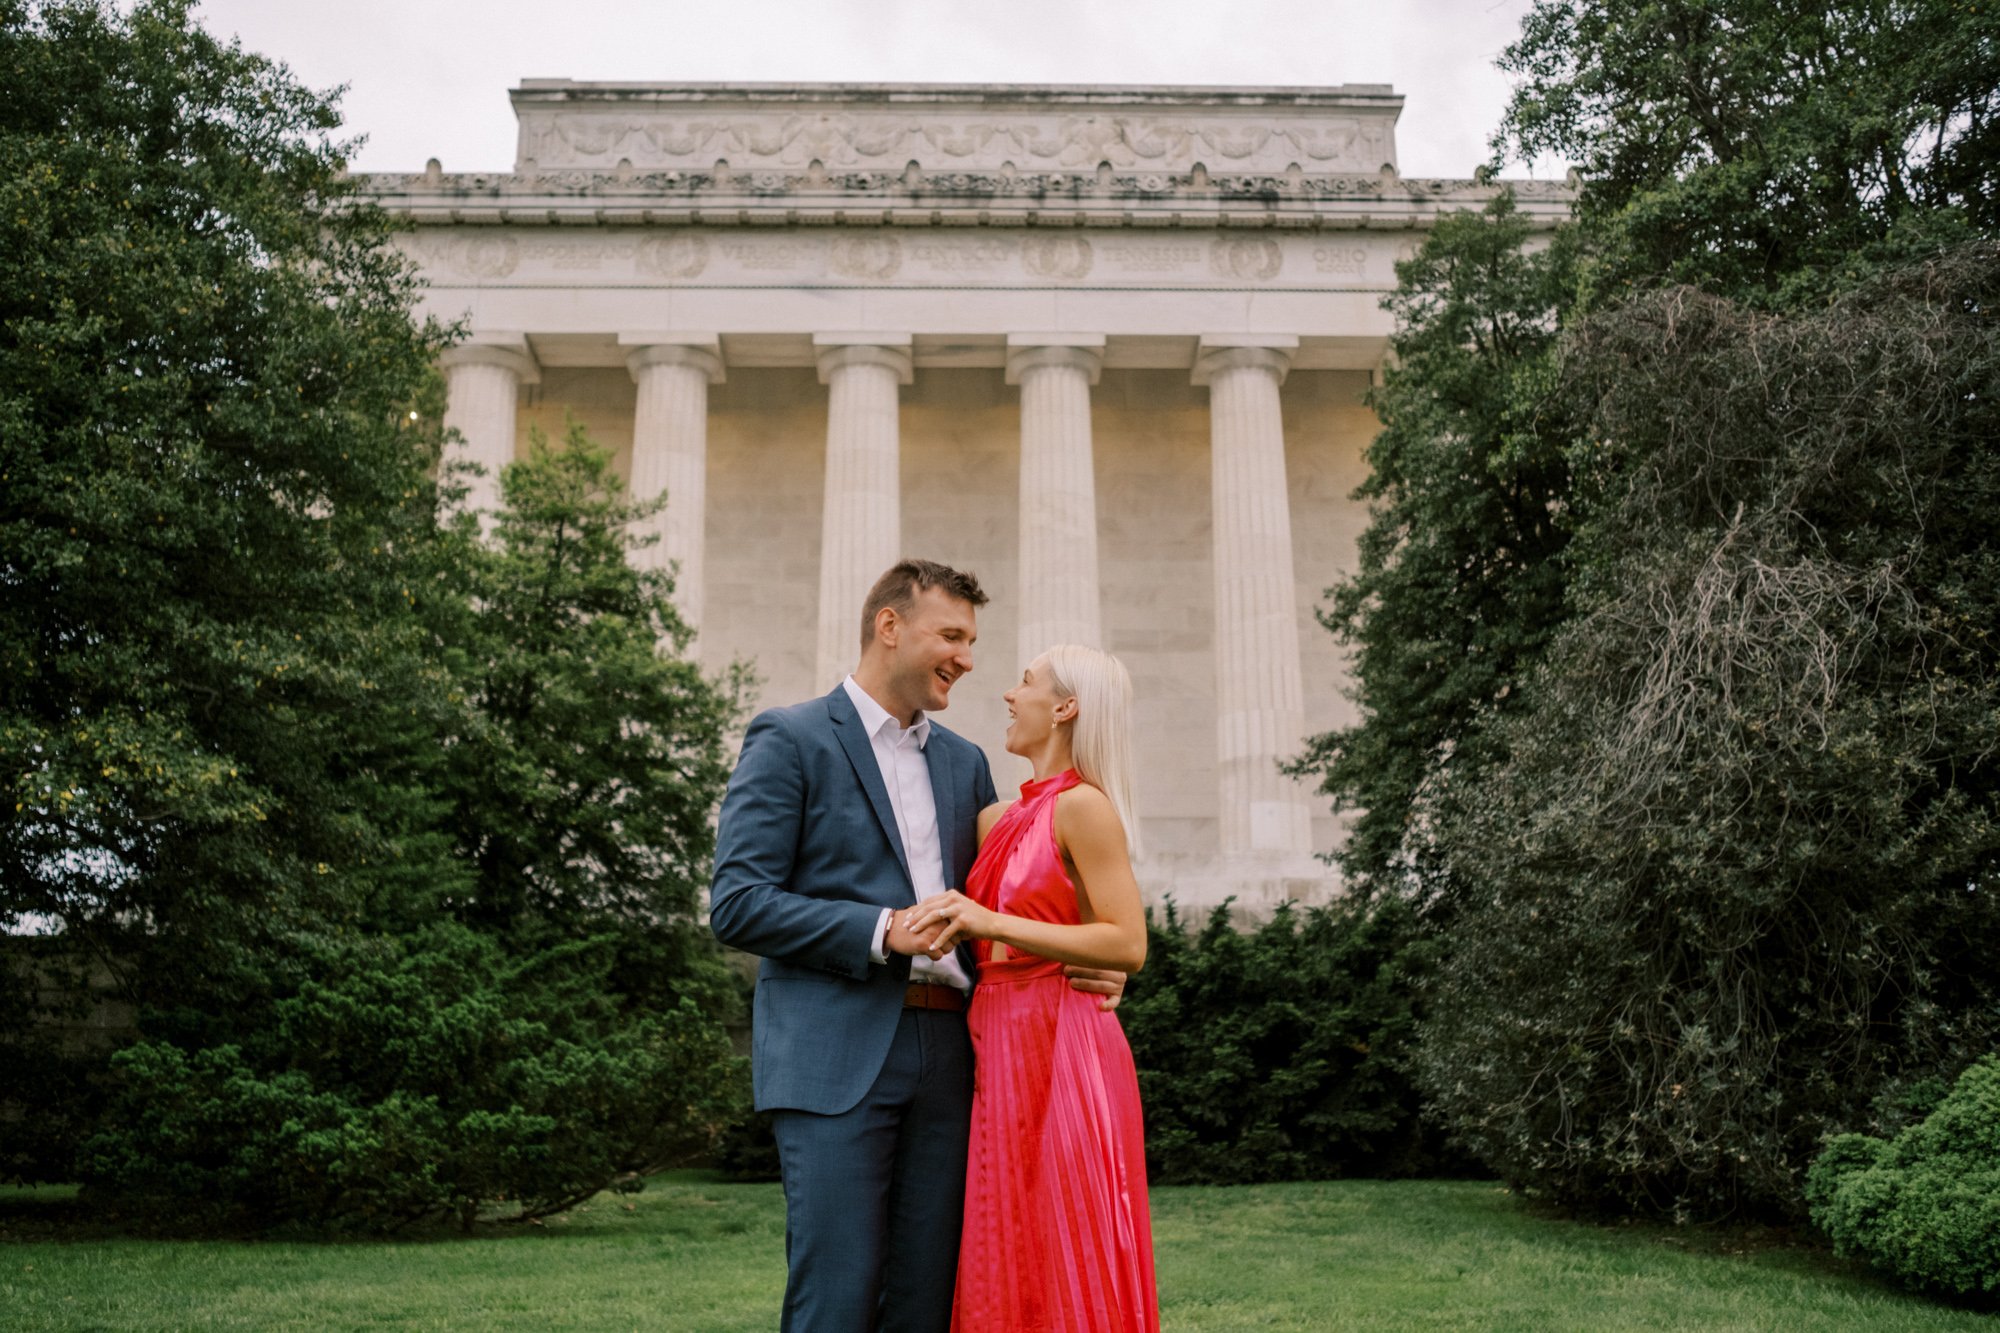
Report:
1041,644,1142,860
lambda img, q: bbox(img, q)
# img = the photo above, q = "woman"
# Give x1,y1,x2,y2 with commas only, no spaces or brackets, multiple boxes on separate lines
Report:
907,644,1159,1333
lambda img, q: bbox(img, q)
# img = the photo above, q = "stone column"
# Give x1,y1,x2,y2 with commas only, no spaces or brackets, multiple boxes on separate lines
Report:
440,337,538,523
622,336,725,632
813,335,913,689
1007,335,1105,658
1194,336,1314,856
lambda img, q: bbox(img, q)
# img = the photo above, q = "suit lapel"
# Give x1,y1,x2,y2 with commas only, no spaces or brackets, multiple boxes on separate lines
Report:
827,686,914,891
923,730,957,887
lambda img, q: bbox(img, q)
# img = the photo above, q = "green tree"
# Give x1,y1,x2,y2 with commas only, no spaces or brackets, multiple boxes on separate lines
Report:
1303,0,2000,1224
435,420,748,1013
1497,0,1998,304
1417,250,2000,1219
1,2,751,1228
80,426,751,1229
0,0,460,1176
1288,195,1576,890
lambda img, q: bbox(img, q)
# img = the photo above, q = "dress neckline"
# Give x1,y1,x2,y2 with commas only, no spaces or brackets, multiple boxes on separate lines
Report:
1019,768,1081,801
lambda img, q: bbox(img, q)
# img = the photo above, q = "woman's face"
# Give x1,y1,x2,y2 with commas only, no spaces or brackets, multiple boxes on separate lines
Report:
1002,656,1073,757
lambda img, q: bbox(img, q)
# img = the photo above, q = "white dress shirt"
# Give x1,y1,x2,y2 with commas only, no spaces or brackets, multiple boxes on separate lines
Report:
842,676,973,992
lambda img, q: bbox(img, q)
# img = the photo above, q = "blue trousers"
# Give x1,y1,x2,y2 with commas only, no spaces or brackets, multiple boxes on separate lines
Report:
770,1007,974,1333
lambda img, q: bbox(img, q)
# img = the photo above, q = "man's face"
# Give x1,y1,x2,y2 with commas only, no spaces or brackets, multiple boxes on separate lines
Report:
889,586,978,716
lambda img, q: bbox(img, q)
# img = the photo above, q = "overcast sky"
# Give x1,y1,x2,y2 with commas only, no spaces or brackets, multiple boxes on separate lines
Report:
187,0,1564,179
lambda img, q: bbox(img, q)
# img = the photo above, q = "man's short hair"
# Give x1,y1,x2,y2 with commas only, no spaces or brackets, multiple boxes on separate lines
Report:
860,559,988,650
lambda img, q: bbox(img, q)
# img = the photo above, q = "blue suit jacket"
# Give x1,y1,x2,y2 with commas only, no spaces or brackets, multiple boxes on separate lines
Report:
710,684,999,1114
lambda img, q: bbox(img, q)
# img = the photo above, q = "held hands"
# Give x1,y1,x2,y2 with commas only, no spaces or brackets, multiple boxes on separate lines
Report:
885,908,950,958
906,890,997,957
902,892,1130,1009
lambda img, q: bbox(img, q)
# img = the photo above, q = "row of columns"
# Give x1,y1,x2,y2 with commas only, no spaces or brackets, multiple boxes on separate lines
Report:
440,333,1314,859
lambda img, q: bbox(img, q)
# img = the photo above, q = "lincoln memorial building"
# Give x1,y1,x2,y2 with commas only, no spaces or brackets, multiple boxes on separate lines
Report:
365,81,1571,912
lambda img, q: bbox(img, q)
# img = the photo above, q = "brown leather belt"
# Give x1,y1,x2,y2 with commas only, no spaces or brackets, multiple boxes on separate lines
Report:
903,982,966,1013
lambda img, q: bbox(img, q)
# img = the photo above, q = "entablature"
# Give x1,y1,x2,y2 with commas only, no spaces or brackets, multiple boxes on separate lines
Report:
363,167,1575,232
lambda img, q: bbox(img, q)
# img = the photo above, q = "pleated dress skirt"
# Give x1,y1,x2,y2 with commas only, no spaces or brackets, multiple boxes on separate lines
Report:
951,770,1160,1333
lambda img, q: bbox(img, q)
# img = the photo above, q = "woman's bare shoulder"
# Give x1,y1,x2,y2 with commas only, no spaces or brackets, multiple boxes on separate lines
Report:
1053,781,1119,838
1055,778,1113,811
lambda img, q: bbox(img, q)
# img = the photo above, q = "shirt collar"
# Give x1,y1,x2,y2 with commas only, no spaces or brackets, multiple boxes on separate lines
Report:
842,675,930,748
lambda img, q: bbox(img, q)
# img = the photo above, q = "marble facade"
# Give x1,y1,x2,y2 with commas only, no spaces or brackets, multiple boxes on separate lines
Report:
366,82,1571,912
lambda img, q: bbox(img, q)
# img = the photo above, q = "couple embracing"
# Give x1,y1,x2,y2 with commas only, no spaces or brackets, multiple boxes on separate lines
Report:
711,558,1160,1333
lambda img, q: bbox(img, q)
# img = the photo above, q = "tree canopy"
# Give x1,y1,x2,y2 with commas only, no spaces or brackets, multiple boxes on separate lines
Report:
1419,253,2000,1216
1,0,748,1228
1,0,459,998
1498,0,1998,303
1287,197,1576,889
1300,0,2000,1221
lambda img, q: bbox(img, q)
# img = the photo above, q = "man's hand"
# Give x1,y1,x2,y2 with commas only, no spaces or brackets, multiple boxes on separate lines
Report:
908,890,997,956
1064,964,1127,1012
885,910,948,958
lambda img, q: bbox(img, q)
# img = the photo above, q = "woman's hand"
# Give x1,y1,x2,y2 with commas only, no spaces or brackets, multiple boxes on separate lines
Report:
906,890,997,956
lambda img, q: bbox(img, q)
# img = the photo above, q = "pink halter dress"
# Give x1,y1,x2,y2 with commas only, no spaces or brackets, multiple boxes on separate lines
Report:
950,769,1159,1333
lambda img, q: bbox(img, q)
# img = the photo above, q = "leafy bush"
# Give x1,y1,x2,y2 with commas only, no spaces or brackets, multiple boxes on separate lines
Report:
1416,252,2000,1220
1806,1055,2000,1298
1120,895,1458,1185
79,926,746,1231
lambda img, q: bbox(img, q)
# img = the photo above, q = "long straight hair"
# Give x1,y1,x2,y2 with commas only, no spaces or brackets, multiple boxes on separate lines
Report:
1041,644,1142,860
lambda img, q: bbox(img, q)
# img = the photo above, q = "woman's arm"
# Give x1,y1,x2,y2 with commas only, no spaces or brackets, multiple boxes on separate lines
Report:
912,785,1146,974
975,800,1010,848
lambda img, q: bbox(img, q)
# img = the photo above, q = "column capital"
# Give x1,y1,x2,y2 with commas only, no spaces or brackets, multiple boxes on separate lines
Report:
439,334,541,385
1005,335,1105,386
814,334,914,386
1191,335,1298,388
621,335,725,385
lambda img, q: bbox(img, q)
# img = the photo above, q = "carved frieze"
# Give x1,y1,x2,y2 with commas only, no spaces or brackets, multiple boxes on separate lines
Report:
829,233,903,280
1021,234,1094,281
438,233,520,279
1100,237,1206,274
1209,236,1284,281
636,233,709,279
512,101,1399,176
403,227,1410,291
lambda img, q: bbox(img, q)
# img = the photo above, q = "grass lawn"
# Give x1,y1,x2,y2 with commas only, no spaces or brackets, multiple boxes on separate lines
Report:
1,1175,1988,1331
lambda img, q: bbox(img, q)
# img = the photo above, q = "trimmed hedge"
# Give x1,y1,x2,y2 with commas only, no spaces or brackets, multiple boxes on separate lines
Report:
719,894,1451,1186
1120,895,1458,1185
1805,1054,2000,1299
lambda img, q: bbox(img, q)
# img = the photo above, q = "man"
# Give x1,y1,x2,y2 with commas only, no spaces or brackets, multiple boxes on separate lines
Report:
710,559,1123,1333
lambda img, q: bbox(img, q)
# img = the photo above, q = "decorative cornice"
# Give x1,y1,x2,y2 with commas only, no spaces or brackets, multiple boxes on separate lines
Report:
367,81,1576,232
360,167,1575,232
